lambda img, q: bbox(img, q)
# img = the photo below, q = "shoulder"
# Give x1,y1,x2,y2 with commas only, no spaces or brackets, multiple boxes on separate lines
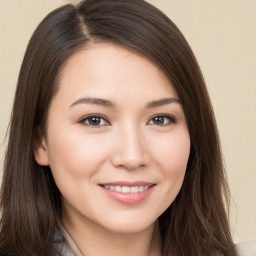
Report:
236,241,256,256
54,228,75,256
54,226,83,256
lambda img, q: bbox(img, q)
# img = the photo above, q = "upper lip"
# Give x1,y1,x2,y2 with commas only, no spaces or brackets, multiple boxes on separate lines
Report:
99,181,155,186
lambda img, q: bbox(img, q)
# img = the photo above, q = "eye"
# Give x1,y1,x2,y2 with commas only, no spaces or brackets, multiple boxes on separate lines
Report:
148,114,176,126
80,115,110,127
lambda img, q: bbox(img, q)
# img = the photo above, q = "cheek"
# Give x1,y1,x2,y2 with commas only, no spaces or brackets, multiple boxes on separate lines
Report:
45,130,113,205
46,128,112,178
152,129,190,173
152,129,190,196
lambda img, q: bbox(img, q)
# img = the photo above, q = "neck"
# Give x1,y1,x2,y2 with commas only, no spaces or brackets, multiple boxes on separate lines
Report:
62,213,161,256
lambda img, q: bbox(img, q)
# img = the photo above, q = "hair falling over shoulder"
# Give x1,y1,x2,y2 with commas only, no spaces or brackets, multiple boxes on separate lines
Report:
0,0,239,255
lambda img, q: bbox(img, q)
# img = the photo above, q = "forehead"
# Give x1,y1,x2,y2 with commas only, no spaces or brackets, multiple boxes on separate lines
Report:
55,43,178,107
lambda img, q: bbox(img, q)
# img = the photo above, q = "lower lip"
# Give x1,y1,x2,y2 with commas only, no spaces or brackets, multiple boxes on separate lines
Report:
100,185,155,204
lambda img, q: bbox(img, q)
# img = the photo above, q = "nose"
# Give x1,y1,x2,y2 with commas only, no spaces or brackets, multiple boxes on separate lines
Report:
110,124,149,170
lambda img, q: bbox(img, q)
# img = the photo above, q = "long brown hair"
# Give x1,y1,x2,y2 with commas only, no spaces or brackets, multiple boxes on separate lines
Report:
0,0,238,255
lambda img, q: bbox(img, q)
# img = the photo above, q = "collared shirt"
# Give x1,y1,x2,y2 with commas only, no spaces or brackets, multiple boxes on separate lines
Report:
55,228,256,256
54,227,83,256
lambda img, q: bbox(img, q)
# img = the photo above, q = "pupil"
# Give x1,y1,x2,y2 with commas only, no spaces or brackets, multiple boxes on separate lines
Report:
89,117,100,125
154,116,164,124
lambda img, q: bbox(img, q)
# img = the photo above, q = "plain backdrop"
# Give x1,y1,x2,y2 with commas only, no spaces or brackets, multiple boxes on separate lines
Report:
0,0,255,242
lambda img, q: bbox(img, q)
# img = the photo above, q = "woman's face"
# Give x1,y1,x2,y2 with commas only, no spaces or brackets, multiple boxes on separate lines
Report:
35,43,190,234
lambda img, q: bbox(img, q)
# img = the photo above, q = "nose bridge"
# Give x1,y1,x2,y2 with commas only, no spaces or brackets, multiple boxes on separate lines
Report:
111,121,147,169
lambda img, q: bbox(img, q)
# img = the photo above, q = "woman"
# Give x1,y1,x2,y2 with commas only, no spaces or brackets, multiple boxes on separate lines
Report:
0,0,248,255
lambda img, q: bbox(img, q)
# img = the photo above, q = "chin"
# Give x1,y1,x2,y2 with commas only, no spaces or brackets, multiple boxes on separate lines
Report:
98,215,157,234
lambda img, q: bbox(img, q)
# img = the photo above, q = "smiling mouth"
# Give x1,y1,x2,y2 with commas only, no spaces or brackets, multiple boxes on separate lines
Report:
99,182,156,204
102,185,150,194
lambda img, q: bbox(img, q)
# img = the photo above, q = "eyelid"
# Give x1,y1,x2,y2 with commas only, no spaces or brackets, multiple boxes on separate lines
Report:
79,114,110,127
147,113,177,125
78,113,176,127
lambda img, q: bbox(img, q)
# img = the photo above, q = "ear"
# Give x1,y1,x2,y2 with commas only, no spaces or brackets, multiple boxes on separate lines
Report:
34,137,49,166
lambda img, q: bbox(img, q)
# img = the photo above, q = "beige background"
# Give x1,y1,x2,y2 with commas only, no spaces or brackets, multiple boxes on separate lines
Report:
0,0,255,242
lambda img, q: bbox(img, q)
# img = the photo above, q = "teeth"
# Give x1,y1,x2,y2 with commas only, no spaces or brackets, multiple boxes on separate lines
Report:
139,185,145,192
122,186,130,193
115,185,122,192
131,186,138,193
103,185,150,193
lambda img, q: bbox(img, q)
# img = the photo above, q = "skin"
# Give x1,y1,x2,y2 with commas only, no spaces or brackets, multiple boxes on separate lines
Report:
35,43,190,256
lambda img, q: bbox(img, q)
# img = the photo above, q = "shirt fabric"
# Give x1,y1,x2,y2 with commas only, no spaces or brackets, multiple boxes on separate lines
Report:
55,227,256,256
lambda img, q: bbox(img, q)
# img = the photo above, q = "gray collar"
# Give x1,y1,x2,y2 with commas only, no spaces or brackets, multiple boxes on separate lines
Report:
54,226,83,256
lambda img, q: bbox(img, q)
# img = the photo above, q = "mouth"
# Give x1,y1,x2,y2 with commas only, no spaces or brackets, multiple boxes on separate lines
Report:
101,185,151,194
99,182,156,204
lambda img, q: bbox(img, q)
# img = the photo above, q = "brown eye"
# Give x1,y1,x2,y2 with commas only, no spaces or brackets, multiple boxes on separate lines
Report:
152,116,165,125
148,115,176,126
88,116,101,125
80,115,109,126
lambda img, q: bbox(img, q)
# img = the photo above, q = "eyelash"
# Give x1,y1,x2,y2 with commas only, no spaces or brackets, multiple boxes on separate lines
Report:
79,114,110,127
79,114,176,127
148,114,176,126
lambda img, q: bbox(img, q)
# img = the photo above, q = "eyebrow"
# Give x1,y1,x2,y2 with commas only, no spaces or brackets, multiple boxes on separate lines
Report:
69,97,181,109
70,97,115,108
146,97,181,108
